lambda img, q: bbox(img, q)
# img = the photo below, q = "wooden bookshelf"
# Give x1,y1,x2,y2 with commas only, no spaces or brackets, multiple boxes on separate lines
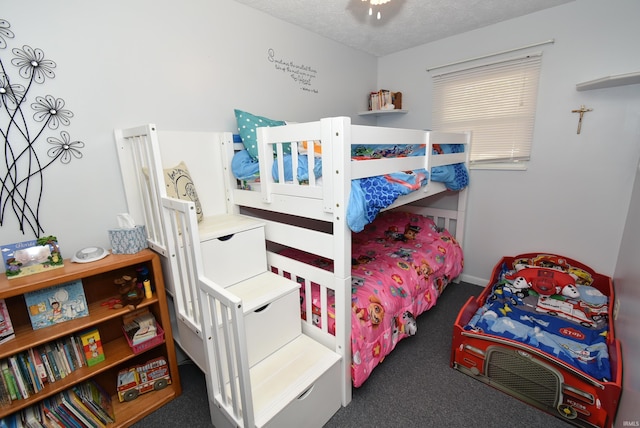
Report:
0,249,181,426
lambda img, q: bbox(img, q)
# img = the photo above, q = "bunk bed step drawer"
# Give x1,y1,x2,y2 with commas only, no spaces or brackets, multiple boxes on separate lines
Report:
251,335,342,428
244,289,302,367
262,361,341,428
201,226,267,287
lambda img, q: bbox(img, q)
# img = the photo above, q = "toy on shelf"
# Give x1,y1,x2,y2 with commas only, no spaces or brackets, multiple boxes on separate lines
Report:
114,275,144,308
116,356,171,402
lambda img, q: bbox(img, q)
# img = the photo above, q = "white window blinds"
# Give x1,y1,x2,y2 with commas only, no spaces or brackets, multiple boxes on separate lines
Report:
432,53,542,166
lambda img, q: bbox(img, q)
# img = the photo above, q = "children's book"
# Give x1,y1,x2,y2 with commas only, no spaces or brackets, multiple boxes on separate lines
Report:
24,280,88,330
73,380,114,424
1,237,64,279
0,299,15,344
79,329,105,367
1,359,18,401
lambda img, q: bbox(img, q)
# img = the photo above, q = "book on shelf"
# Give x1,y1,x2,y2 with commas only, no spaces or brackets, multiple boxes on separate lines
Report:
1,359,19,401
21,404,44,428
23,280,89,330
37,348,56,384
28,348,48,388
43,344,62,381
78,329,105,367
7,355,28,399
41,399,67,428
0,298,15,345
49,394,84,428
52,341,70,379
19,352,41,393
367,89,402,111
72,380,114,425
0,364,11,406
60,389,104,428
70,336,85,369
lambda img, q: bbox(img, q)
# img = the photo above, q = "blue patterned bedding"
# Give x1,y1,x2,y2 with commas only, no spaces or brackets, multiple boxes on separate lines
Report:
231,142,469,232
465,259,612,382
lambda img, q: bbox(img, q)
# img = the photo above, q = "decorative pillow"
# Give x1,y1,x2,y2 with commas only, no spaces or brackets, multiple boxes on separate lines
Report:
234,109,289,161
164,161,203,222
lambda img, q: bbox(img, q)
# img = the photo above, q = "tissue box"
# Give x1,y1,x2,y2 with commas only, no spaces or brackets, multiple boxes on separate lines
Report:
108,226,148,254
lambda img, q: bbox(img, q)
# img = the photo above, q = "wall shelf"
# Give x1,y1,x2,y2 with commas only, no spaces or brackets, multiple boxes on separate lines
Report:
358,109,408,117
576,71,640,91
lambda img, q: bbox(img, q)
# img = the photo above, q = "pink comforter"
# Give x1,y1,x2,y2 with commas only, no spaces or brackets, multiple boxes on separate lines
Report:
283,211,464,387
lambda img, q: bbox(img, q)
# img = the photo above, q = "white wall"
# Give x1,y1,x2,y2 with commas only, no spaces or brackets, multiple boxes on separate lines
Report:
0,0,377,256
377,1,640,424
613,157,640,425
378,0,640,283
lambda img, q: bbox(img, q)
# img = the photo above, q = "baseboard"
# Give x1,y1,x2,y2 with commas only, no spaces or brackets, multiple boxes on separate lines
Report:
459,273,488,286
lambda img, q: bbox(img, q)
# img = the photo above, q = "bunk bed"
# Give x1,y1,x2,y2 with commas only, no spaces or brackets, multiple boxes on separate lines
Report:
115,116,471,407
451,253,622,428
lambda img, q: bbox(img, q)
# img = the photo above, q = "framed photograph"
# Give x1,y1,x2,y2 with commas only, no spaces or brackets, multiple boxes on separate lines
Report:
2,237,64,279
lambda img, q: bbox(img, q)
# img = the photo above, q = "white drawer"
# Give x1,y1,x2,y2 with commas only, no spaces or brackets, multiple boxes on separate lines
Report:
263,360,341,428
245,290,301,366
201,226,267,287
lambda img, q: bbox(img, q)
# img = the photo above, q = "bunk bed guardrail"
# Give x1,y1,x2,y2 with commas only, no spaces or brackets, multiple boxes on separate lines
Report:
114,124,168,256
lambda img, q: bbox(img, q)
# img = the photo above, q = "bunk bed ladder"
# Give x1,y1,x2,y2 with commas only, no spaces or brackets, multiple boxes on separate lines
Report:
163,198,342,427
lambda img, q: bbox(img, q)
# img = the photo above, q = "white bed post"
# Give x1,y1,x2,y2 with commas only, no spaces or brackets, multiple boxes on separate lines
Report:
455,131,472,248
218,131,240,215
323,117,353,406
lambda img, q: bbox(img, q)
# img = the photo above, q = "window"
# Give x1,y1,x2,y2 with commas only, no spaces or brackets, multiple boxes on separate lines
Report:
432,54,542,169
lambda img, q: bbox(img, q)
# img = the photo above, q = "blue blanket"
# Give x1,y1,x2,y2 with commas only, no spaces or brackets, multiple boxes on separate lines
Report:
465,262,612,382
231,144,469,232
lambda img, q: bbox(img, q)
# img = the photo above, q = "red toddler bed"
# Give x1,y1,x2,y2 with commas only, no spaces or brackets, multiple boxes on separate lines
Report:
280,210,464,387
451,253,622,428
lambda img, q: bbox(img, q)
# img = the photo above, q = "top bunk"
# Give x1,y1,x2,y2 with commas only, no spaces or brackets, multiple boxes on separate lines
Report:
223,116,471,232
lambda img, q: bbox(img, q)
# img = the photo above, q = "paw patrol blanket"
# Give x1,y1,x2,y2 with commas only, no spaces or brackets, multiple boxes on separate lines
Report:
465,256,612,382
281,210,464,387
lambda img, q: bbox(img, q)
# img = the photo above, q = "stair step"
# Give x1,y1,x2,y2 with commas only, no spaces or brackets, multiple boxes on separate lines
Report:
248,334,342,428
228,271,299,314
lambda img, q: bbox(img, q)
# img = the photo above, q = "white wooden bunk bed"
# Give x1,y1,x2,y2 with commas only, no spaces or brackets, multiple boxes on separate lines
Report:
115,117,470,426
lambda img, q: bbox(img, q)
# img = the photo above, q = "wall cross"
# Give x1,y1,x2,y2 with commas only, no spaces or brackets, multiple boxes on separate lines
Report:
571,105,593,134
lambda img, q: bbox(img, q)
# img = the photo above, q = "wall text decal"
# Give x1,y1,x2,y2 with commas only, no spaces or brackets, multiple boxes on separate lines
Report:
268,49,318,94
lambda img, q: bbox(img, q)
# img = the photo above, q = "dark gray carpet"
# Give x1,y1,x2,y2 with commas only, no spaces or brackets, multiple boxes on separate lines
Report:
133,282,572,428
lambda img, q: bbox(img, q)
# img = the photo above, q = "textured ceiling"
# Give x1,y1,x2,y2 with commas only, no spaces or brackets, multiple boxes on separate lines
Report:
233,0,573,57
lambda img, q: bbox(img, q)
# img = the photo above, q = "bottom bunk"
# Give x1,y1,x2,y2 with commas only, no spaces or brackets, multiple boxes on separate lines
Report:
264,206,464,389
451,253,622,428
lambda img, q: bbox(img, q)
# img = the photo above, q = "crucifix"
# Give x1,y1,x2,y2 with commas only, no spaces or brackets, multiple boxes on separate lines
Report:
571,105,593,134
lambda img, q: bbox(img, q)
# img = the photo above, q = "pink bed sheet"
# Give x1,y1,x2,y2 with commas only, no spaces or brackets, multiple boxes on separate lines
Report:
279,210,464,387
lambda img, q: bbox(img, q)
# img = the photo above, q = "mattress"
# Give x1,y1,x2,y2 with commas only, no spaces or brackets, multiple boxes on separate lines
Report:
281,210,464,387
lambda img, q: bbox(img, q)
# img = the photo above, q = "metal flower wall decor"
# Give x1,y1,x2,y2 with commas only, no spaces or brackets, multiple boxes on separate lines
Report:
0,18,85,238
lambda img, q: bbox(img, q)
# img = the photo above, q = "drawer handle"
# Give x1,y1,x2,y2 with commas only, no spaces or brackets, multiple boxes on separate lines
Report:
218,234,234,241
297,384,315,400
254,304,270,313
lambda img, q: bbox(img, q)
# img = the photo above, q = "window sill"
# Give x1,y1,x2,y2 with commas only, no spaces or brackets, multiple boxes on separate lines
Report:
469,162,528,171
